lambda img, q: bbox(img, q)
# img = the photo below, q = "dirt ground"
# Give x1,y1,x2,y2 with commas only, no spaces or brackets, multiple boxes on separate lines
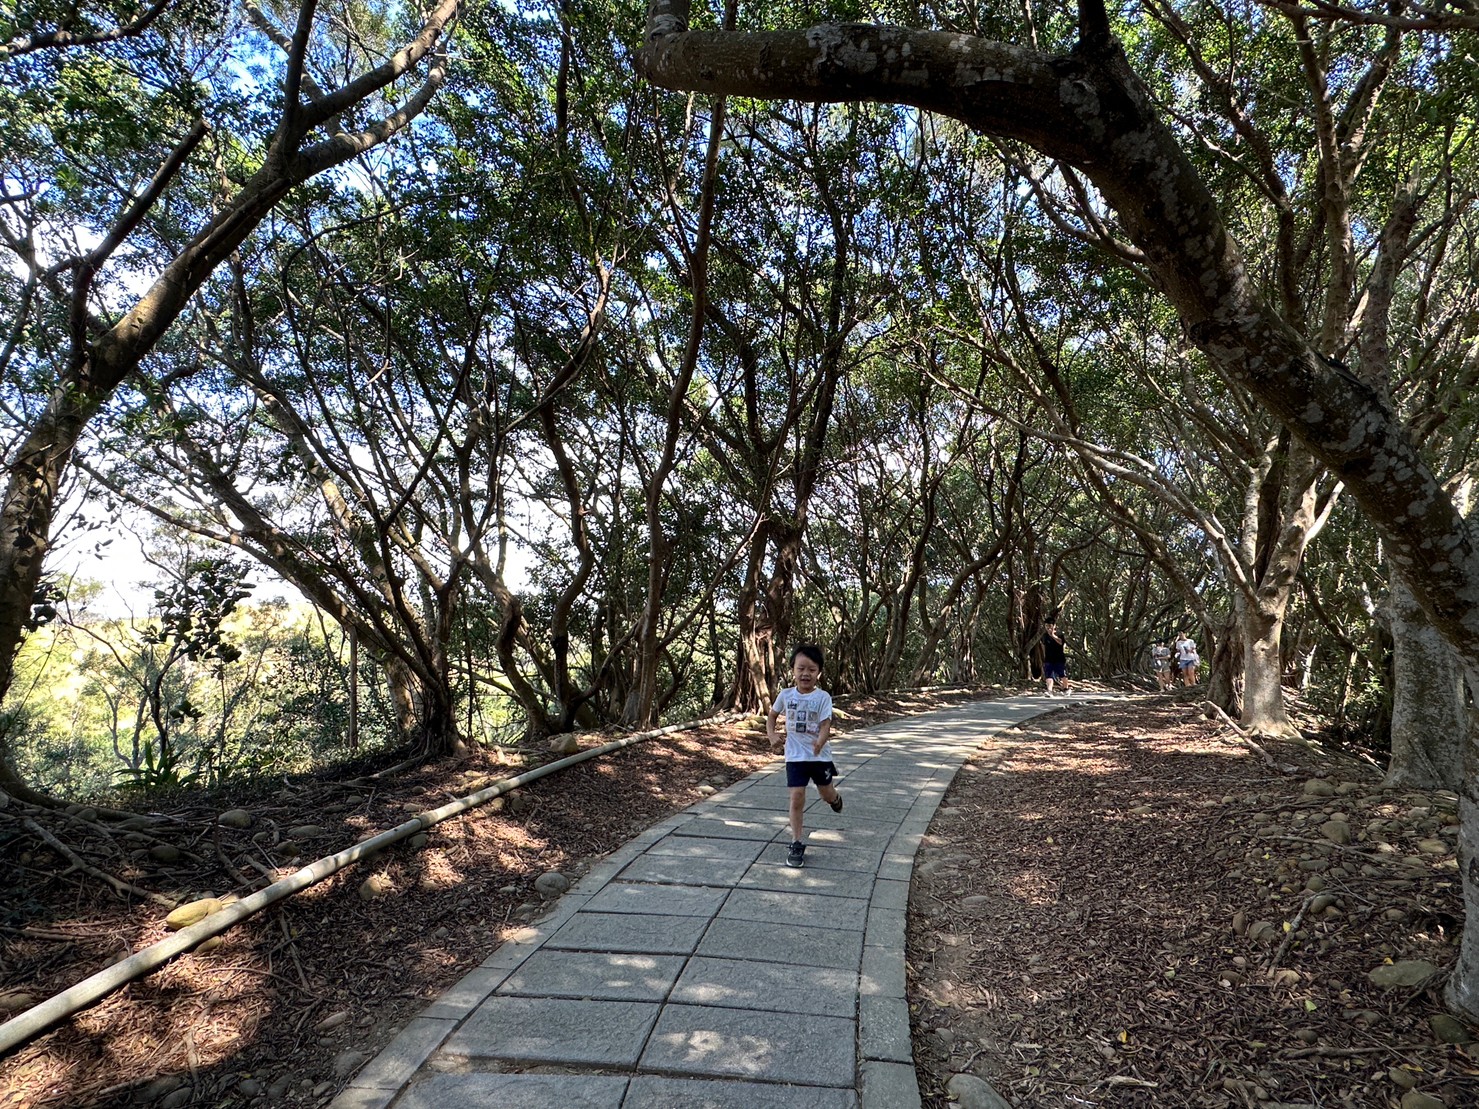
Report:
909,692,1477,1109
1,685,1474,1108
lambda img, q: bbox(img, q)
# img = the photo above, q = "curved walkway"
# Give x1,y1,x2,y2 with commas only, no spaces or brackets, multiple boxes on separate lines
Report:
330,693,1118,1109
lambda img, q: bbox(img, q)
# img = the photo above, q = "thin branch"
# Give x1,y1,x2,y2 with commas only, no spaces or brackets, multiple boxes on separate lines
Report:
1,0,177,59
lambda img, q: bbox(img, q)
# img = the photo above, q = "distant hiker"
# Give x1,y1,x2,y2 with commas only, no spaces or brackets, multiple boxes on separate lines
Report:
1042,621,1069,695
768,643,843,868
1151,639,1173,690
1174,631,1200,685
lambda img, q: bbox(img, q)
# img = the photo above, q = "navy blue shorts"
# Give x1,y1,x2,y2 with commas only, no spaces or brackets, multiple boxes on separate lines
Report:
1043,662,1066,680
786,761,837,789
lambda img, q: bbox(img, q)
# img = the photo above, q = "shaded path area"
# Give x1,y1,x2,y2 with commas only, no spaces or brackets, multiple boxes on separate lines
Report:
332,694,1118,1108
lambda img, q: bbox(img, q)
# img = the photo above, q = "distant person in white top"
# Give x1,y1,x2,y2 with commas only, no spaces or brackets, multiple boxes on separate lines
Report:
1150,640,1173,690
1174,631,1200,685
767,644,842,869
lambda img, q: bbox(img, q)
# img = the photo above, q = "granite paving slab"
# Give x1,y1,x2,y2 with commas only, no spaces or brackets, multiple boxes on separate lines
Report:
754,841,885,875
669,956,858,1017
695,916,865,971
583,881,729,916
396,1073,630,1109
543,911,712,954
672,814,786,840
738,861,861,895
640,1004,856,1085
617,852,752,886
643,835,769,861
443,995,660,1067
719,887,869,930
496,950,685,1000
622,1077,859,1109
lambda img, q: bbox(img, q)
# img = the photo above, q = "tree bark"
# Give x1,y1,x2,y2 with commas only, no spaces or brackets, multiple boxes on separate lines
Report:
1384,569,1470,790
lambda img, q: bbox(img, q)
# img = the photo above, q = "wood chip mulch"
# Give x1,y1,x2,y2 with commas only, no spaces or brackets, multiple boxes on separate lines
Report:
909,692,1478,1109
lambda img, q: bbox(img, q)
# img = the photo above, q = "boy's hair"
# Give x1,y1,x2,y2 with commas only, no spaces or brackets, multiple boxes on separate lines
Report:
791,643,824,670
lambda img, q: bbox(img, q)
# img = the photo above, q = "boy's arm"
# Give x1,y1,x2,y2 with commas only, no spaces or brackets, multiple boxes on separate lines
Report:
811,716,832,757
767,707,784,752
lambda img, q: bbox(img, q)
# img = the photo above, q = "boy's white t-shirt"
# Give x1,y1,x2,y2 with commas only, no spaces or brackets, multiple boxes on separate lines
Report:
772,686,834,762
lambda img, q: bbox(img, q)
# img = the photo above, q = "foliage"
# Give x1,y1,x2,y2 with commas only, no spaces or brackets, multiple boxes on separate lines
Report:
3,1,1476,800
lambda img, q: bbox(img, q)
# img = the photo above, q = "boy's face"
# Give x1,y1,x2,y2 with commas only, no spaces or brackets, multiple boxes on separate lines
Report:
792,655,821,691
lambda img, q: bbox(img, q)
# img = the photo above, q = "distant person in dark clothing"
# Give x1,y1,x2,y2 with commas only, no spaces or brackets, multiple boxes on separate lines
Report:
1042,621,1069,696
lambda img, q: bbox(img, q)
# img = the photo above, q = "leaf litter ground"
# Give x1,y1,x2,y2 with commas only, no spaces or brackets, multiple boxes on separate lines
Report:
1,687,1474,1108
909,693,1476,1108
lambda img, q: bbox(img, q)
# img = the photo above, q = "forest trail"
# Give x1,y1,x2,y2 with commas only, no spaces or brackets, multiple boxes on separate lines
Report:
327,693,1111,1109
5,689,1472,1108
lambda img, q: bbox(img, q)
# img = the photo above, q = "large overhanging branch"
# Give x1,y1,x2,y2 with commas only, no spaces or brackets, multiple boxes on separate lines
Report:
635,0,1479,674
1256,0,1479,33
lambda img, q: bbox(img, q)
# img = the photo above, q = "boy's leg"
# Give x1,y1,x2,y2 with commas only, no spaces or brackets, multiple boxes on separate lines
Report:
819,780,842,812
788,786,807,843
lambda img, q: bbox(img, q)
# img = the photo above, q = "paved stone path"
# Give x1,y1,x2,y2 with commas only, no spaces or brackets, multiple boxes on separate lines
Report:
331,693,1115,1109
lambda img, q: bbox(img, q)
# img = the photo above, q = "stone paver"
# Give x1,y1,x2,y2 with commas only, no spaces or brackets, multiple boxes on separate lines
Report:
497,950,685,1001
696,915,865,970
443,995,659,1067
718,887,869,930
543,911,711,954
583,881,728,916
617,852,752,886
669,956,857,1016
332,693,1119,1109
644,835,768,861
623,1077,858,1109
396,1073,629,1108
640,1005,855,1085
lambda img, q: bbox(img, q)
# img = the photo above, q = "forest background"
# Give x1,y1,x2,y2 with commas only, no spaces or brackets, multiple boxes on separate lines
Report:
2,0,1478,1023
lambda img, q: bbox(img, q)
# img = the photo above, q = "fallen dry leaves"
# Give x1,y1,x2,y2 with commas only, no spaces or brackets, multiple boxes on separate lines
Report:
909,692,1478,1109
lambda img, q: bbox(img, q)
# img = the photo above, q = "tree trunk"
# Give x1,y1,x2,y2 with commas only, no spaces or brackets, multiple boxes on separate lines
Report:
1239,600,1297,737
1447,684,1479,1021
1385,569,1469,790
728,536,775,713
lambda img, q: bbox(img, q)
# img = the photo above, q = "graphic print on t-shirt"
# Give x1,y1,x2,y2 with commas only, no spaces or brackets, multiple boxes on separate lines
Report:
774,687,833,763
789,701,817,735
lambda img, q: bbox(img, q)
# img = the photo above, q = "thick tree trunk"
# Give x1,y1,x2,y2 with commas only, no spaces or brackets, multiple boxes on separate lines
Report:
1385,569,1469,790
1204,611,1238,711
1239,601,1297,737
1447,665,1479,1022
728,538,774,713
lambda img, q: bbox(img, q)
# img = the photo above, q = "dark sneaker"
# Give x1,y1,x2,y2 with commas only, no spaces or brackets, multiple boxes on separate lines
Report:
786,840,806,868
829,793,844,813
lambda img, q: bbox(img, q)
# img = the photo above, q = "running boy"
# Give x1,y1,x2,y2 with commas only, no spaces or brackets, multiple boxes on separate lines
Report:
768,644,843,868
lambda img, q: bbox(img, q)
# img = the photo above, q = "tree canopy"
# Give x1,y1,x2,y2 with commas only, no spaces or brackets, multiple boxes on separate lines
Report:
3,0,1478,1016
